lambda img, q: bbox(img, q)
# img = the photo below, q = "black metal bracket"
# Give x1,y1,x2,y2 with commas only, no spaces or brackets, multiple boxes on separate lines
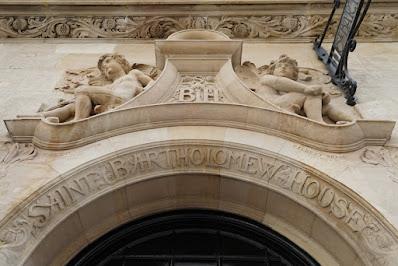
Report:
314,0,371,106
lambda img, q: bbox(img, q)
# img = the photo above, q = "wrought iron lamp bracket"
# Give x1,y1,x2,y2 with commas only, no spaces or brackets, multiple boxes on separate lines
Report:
314,0,371,106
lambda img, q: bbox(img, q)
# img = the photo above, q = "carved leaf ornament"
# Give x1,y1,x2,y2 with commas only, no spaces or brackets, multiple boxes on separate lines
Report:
361,148,398,183
0,15,396,40
0,143,37,178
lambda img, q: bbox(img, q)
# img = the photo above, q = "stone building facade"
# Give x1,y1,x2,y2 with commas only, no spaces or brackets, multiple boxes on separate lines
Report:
0,1,398,265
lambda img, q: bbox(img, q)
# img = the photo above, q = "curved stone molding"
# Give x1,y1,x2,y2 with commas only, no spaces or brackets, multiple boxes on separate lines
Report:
0,14,396,41
0,141,397,265
25,103,394,152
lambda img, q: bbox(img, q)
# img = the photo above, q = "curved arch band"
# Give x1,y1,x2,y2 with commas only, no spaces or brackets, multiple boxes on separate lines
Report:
0,140,397,265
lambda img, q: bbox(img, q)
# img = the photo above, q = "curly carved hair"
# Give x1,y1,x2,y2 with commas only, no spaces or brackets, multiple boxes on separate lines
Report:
97,53,131,77
265,54,299,80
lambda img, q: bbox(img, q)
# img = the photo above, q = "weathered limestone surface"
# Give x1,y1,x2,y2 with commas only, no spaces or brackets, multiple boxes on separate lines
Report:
0,0,397,41
1,35,398,265
1,41,398,142
1,127,398,265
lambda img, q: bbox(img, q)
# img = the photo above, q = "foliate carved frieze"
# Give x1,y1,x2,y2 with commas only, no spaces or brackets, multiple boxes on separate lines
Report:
0,14,396,41
0,142,397,264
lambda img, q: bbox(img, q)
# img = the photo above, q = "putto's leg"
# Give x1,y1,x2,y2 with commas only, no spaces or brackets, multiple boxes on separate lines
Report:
74,94,92,120
303,95,324,123
41,103,75,123
325,105,354,123
273,92,306,114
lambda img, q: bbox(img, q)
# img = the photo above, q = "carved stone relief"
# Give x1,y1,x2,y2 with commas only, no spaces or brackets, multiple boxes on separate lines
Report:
235,55,357,124
3,29,395,151
167,74,226,103
54,63,160,95
40,54,160,123
0,141,397,265
0,14,396,41
0,143,37,178
361,147,398,183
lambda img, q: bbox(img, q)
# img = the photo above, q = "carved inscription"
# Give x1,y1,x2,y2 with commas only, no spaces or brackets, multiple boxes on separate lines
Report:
0,143,397,263
26,164,116,235
294,144,343,159
170,75,224,103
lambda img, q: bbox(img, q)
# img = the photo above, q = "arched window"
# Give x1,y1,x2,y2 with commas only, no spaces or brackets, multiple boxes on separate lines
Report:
69,210,319,266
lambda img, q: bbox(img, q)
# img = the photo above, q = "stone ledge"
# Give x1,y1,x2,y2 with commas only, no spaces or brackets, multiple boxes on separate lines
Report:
0,0,396,5
0,0,374,5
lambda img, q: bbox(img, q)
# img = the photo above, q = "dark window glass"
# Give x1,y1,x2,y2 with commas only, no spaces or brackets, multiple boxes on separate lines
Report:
123,260,169,266
68,210,319,266
174,261,217,266
174,229,218,255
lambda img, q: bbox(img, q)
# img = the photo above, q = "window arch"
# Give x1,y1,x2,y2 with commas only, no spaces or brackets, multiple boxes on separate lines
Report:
68,210,319,266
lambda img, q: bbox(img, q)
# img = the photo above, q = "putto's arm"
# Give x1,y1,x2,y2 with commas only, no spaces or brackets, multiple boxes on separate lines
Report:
261,75,322,96
129,69,154,87
75,85,109,95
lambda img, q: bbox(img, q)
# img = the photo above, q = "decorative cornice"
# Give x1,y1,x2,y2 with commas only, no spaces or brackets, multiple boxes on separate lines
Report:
0,1,397,41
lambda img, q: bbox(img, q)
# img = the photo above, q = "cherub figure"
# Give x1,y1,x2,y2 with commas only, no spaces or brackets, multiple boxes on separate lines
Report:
42,53,154,123
252,55,353,124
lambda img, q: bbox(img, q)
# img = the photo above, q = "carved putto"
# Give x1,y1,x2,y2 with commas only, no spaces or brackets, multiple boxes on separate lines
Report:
3,29,394,152
236,54,355,124
40,54,160,123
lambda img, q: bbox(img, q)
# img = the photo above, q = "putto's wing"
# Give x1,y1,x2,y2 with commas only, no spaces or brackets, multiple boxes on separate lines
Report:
54,67,106,94
131,63,162,80
235,61,263,92
257,64,270,76
297,67,342,96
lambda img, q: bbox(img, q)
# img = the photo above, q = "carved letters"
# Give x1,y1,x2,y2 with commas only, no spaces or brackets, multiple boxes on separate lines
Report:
94,145,398,255
0,142,397,264
169,75,224,103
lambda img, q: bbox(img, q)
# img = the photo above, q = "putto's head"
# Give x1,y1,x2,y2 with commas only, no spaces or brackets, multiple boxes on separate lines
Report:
97,53,131,81
266,55,299,81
